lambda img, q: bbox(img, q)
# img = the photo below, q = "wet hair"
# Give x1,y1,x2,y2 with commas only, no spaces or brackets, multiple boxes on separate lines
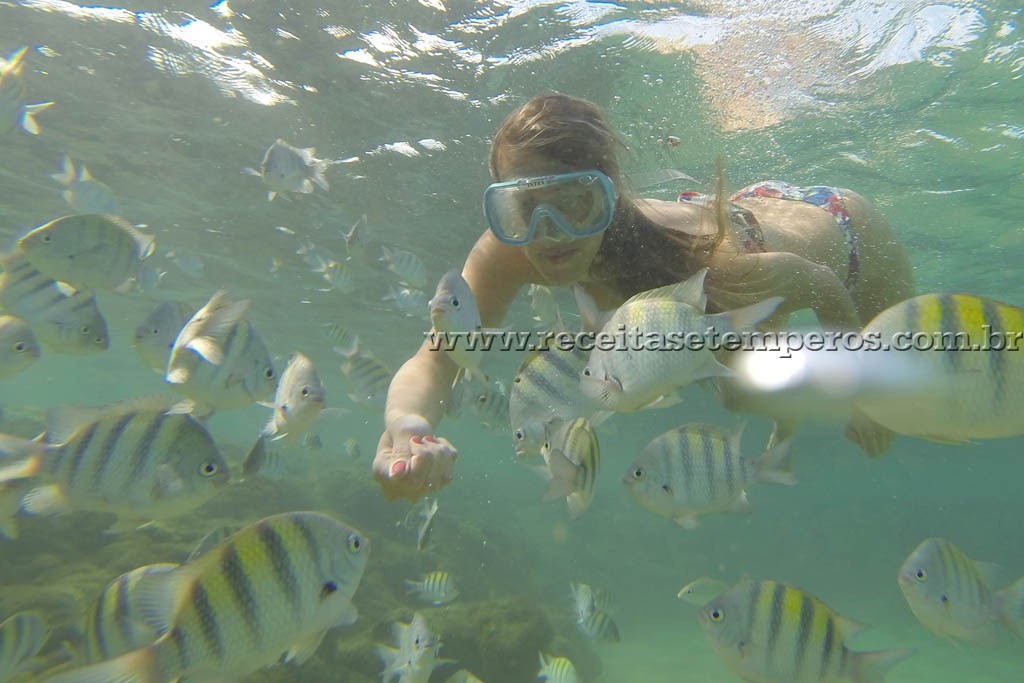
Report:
490,92,729,305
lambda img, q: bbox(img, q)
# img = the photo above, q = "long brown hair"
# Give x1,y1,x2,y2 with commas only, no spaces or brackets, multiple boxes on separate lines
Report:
490,92,730,304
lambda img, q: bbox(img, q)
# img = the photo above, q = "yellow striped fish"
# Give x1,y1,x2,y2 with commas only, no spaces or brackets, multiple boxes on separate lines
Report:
165,290,277,414
0,612,48,683
19,214,155,292
83,564,178,663
623,423,795,529
510,343,604,459
132,301,195,375
854,293,1024,452
0,397,229,535
540,417,599,519
701,579,912,683
576,609,620,643
537,653,578,683
0,251,109,354
337,335,392,412
405,570,459,605
0,315,40,380
897,537,1010,646
44,511,370,683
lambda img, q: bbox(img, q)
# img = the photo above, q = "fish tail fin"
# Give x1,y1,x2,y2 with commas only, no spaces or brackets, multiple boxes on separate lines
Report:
713,296,785,335
311,160,330,192
996,578,1024,639
51,154,75,186
19,101,53,135
43,643,166,683
755,436,797,486
848,648,914,683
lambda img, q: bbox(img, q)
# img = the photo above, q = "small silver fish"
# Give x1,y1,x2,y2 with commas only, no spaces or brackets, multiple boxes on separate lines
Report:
0,612,49,682
0,315,41,381
381,245,427,289
262,352,326,441
383,285,429,321
343,214,370,260
337,336,392,412
405,570,459,605
82,563,178,663
624,423,795,529
897,537,1011,646
469,380,509,431
528,284,560,327
377,611,450,683
409,497,438,552
50,155,120,214
342,437,361,459
0,47,53,136
132,300,196,374
247,138,330,201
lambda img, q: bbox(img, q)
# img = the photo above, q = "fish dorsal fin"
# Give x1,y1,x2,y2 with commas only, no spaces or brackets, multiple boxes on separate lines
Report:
45,396,179,443
835,613,869,639
572,285,613,334
135,563,195,636
974,560,1002,587
622,268,709,309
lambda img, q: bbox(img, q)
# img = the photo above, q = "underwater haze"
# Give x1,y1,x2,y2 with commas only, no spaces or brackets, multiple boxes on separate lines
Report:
1,0,1023,682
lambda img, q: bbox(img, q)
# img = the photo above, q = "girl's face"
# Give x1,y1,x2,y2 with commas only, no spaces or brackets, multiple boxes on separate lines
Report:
494,152,609,286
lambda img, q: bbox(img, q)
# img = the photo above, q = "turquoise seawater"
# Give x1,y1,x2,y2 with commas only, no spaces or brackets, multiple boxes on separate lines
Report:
1,0,1022,681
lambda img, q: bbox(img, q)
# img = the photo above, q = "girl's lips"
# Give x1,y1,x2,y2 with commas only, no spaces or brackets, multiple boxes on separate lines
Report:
539,246,578,263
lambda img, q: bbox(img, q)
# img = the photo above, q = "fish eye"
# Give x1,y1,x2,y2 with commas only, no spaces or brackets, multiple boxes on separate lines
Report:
80,325,91,335
301,386,310,397
514,429,525,441
348,532,362,552
321,581,338,599
915,569,926,581
451,297,460,308
13,342,25,352
940,594,948,604
199,462,219,477
42,234,53,243
709,608,724,622
264,368,275,379
631,467,644,480
513,376,521,384
582,367,592,377
151,327,160,335
661,483,672,493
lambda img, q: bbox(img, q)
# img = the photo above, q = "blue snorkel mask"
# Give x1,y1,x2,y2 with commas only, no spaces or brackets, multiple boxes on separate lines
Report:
483,170,617,246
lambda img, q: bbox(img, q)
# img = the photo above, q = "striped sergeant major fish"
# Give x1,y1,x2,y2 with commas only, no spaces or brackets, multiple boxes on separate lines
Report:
0,396,229,538
43,511,369,683
82,564,178,663
405,570,458,605
0,612,49,683
898,537,1024,646
699,579,913,683
540,417,600,519
0,251,109,354
852,293,1024,457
